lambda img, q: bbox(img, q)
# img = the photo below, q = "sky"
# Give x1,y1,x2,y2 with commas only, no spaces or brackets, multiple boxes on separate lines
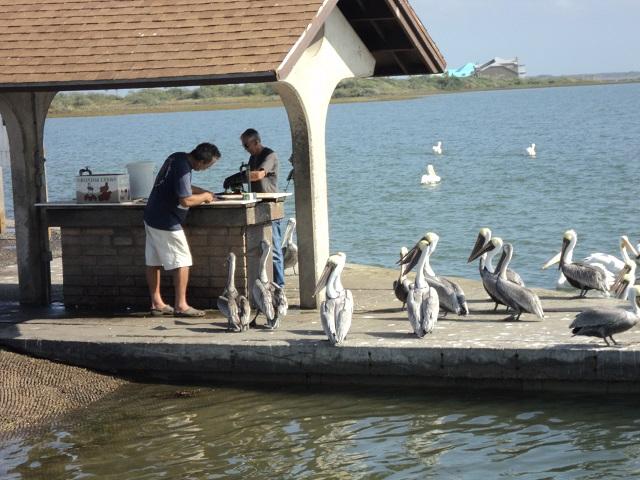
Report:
411,0,640,76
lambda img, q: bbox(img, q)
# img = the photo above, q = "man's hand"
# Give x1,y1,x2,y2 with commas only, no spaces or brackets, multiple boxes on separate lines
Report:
202,191,215,204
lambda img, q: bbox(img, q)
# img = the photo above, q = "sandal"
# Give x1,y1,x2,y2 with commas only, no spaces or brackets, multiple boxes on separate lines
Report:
151,305,175,316
174,307,206,317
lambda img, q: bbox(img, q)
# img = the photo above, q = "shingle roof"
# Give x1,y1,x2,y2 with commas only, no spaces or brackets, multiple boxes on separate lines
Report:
0,0,445,91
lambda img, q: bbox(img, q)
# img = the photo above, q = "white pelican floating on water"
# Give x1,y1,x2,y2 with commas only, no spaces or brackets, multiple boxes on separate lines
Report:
526,143,536,157
570,284,640,346
314,252,353,345
543,234,637,290
432,141,442,155
421,164,441,185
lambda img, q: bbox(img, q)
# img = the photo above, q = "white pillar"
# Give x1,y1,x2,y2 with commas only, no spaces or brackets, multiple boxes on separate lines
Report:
275,9,375,308
0,92,56,304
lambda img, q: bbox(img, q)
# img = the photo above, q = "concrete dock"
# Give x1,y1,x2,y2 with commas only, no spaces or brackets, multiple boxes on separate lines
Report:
1,259,640,393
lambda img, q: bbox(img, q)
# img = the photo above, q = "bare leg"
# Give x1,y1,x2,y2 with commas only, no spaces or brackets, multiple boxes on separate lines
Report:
603,336,611,346
146,266,168,310
171,266,191,312
609,336,618,345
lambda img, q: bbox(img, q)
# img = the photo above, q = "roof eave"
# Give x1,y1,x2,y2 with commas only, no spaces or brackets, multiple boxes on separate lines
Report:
0,71,277,93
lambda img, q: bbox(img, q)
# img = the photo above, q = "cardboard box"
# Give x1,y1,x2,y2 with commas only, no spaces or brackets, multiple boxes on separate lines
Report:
76,173,130,203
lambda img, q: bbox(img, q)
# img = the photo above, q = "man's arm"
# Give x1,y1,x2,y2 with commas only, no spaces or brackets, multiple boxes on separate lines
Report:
179,191,215,207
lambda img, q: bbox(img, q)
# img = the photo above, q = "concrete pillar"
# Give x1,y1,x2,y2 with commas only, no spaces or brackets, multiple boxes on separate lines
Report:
275,9,375,308
0,92,56,304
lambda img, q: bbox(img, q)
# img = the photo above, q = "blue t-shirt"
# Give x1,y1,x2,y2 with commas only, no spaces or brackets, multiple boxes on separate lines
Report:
143,152,192,231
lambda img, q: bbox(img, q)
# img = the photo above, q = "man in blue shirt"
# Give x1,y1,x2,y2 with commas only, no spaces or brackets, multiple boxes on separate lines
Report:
144,142,220,317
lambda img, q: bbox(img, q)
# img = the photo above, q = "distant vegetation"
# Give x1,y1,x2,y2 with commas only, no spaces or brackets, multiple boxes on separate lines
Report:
49,75,640,117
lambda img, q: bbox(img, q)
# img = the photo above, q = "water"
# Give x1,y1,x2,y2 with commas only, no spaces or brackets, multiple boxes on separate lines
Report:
2,85,640,477
2,383,640,479
2,83,639,287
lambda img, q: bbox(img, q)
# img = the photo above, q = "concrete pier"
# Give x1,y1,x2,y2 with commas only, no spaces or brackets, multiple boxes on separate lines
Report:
1,260,639,393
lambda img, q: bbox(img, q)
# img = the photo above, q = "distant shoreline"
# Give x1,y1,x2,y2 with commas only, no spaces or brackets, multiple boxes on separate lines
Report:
47,77,640,119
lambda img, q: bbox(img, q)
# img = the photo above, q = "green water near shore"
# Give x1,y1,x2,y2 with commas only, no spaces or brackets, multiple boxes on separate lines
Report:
3,383,640,479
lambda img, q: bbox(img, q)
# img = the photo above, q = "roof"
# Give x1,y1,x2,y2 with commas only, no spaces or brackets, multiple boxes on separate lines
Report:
0,0,445,91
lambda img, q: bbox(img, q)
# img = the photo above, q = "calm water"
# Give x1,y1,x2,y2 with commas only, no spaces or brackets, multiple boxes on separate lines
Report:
2,85,640,477
2,383,640,479
3,83,640,287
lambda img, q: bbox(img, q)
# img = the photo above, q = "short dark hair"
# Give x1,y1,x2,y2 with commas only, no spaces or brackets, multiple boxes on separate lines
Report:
191,142,221,163
240,128,261,144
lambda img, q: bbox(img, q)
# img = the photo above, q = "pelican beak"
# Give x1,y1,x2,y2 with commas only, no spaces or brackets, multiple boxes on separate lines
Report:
468,232,487,263
313,261,334,297
622,236,640,258
468,236,494,263
542,251,561,270
558,237,570,270
613,273,632,298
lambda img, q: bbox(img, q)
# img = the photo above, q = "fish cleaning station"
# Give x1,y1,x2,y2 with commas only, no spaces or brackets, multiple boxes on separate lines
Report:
1,0,640,393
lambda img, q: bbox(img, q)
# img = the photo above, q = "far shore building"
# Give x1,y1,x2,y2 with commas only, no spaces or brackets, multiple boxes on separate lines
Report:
475,57,526,79
0,0,446,309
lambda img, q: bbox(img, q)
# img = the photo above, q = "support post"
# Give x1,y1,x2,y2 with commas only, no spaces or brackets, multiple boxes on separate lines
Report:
275,9,375,308
0,92,56,304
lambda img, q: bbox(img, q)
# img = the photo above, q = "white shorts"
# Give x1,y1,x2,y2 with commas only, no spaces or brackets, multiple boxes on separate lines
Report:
144,222,193,270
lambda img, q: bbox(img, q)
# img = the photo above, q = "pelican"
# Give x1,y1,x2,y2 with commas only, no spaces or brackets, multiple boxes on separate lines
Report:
401,232,468,316
432,141,442,155
251,240,276,328
420,164,441,185
612,259,636,300
217,252,251,331
545,230,614,296
403,239,439,337
560,230,613,296
467,229,519,311
393,246,411,310
495,243,544,321
526,143,536,157
314,252,353,345
570,284,640,346
271,282,288,330
281,218,298,274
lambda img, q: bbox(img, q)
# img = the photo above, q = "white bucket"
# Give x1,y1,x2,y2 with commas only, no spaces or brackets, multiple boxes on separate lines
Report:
126,161,155,199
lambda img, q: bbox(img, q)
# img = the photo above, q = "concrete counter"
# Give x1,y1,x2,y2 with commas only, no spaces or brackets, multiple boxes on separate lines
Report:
37,200,284,309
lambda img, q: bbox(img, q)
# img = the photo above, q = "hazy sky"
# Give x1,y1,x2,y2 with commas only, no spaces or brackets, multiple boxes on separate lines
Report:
411,0,640,75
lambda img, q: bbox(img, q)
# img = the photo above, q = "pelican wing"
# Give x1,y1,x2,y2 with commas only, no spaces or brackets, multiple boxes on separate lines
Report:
582,253,624,274
393,278,410,305
334,290,354,345
253,279,275,321
506,268,525,287
320,298,337,341
562,262,610,292
440,276,469,315
283,244,298,270
426,276,461,315
570,308,632,329
497,278,544,319
421,286,439,334
406,285,425,337
238,295,251,330
480,268,507,307
217,295,231,318
270,283,288,329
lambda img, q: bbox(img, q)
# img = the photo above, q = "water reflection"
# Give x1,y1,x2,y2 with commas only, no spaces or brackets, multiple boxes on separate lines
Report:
4,384,640,479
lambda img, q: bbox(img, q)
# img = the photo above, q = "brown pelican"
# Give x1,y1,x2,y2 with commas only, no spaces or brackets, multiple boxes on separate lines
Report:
401,232,467,316
404,239,439,337
612,259,636,300
251,240,276,328
543,234,638,289
217,252,251,331
570,284,640,346
556,230,613,297
393,246,411,310
281,218,298,274
314,252,353,345
467,229,510,311
495,243,544,321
